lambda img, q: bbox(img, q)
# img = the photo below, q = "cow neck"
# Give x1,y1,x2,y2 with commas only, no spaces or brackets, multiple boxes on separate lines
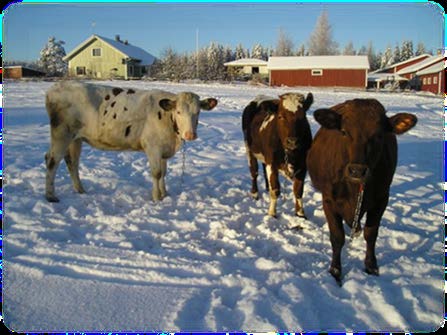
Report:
170,112,180,137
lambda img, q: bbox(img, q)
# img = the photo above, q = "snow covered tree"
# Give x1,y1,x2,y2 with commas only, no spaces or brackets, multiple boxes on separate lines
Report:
251,43,264,59
415,42,426,56
343,41,356,55
400,40,414,61
307,10,338,55
381,46,394,68
296,44,306,56
235,44,247,59
393,44,402,63
274,28,294,56
207,42,225,80
366,42,381,71
39,36,67,76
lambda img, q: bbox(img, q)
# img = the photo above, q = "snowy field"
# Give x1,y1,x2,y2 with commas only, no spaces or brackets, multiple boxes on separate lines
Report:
2,79,444,332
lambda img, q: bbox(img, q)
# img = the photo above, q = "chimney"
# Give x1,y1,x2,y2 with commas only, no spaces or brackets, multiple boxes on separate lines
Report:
115,35,121,42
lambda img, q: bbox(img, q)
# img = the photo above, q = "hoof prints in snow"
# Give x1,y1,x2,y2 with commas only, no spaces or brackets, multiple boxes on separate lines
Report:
2,80,443,332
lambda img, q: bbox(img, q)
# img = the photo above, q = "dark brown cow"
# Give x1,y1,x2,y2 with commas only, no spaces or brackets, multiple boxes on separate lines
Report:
306,98,417,284
242,92,313,217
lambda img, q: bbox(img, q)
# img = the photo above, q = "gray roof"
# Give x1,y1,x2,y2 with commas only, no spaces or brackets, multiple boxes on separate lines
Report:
64,34,155,66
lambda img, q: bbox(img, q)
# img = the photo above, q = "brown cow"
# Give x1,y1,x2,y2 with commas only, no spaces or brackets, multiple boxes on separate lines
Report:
306,98,417,284
242,92,313,217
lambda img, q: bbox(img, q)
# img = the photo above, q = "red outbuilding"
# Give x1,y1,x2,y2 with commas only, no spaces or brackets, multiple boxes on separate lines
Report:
415,60,445,95
268,56,370,89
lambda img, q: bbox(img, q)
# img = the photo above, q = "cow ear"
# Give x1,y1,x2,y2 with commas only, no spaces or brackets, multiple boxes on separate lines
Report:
303,93,314,111
200,98,218,111
260,100,279,114
159,99,176,111
388,113,417,135
314,109,341,129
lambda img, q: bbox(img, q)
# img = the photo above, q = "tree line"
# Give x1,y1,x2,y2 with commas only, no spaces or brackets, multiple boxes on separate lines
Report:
5,11,433,80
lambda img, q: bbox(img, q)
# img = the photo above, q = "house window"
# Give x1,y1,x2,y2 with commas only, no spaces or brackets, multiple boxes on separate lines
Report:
92,48,102,57
76,66,86,76
433,76,437,84
427,77,431,85
423,78,427,85
252,67,260,74
311,69,323,76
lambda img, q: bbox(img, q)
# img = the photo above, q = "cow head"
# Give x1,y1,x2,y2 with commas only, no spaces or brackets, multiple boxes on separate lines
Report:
313,99,417,183
277,92,313,152
160,92,218,141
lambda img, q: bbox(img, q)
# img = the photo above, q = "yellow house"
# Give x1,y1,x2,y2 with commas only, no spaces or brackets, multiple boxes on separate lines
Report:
63,34,155,80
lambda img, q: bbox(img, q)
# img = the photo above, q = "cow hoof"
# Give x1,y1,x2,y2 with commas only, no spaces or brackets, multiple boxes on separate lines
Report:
295,213,308,220
329,267,342,286
365,267,379,276
46,195,60,203
250,192,259,200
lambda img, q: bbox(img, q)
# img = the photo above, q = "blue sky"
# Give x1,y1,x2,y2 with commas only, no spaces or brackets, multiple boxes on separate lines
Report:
2,1,445,62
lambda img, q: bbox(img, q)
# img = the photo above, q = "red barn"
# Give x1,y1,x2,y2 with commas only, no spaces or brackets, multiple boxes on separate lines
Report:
268,56,369,88
378,54,431,74
396,55,444,80
416,60,445,94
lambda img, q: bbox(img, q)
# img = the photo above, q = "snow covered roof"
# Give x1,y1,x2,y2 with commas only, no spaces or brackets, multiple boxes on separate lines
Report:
397,55,444,75
64,34,155,65
267,56,370,70
416,60,445,76
380,53,431,71
224,58,267,67
368,72,409,82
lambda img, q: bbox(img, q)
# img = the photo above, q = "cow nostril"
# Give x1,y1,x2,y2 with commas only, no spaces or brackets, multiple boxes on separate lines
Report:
286,137,298,149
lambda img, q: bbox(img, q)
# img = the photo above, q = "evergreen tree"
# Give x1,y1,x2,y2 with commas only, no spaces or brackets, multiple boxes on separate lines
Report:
366,41,381,71
308,10,338,55
274,28,294,56
251,43,264,59
381,46,394,68
235,44,247,59
343,41,356,55
39,36,67,76
401,40,414,60
415,42,426,56
393,44,402,63
296,44,306,56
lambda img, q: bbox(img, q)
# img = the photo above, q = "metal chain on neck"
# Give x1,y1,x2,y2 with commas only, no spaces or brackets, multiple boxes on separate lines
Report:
350,183,365,242
180,140,186,186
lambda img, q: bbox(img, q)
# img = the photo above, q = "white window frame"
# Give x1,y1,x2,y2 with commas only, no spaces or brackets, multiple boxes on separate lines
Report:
427,77,431,85
92,48,102,57
311,69,323,76
433,76,437,84
423,77,427,85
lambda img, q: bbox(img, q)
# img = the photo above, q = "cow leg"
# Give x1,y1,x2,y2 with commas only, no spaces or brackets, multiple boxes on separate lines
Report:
159,158,168,199
45,136,72,202
262,163,269,191
247,151,259,200
64,138,85,194
292,176,306,218
323,198,345,284
363,197,388,276
266,164,280,217
145,151,164,201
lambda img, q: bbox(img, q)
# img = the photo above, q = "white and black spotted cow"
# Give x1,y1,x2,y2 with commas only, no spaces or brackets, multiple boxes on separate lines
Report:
242,92,313,217
44,81,217,202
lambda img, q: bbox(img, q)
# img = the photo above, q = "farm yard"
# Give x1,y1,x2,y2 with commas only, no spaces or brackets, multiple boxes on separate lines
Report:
2,79,444,332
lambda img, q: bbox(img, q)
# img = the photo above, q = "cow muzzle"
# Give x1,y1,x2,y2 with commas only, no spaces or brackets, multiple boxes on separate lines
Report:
183,131,197,141
345,163,369,182
285,137,299,151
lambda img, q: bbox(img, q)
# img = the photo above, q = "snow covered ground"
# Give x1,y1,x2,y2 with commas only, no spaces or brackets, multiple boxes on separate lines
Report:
2,79,444,332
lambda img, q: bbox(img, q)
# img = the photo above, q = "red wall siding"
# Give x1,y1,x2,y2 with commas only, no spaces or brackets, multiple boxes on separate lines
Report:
420,71,444,94
270,69,366,88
